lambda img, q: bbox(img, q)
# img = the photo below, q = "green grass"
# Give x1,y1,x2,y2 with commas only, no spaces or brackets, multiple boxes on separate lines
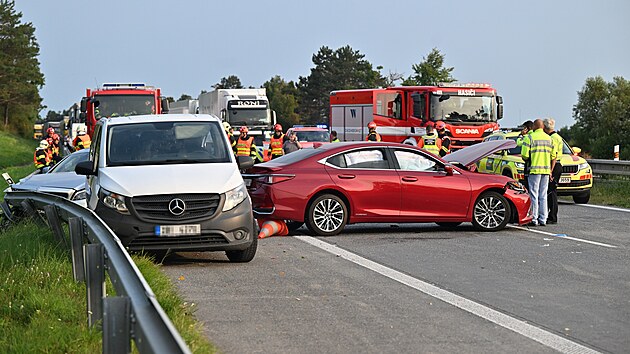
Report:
0,221,215,353
0,130,38,169
589,176,630,208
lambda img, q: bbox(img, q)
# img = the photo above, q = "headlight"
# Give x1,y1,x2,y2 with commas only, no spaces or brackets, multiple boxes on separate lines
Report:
73,190,86,201
506,180,527,193
515,162,525,169
100,189,129,214
223,183,248,211
578,162,589,170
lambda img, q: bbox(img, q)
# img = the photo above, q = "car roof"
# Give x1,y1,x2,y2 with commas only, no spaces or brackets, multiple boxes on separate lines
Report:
102,114,221,126
288,127,328,131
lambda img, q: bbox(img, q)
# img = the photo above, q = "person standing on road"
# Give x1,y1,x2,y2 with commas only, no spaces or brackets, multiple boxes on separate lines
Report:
544,118,563,224
518,120,535,190
269,123,286,159
418,124,441,156
435,121,451,157
521,119,554,226
235,126,263,163
283,132,302,154
330,130,340,143
366,121,381,142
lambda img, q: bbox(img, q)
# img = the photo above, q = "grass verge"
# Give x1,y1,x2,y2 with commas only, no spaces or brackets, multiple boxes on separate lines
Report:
0,221,215,353
0,130,37,169
589,176,630,208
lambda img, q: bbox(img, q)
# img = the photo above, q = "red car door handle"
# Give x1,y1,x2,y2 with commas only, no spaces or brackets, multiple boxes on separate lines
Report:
402,176,418,182
338,174,356,179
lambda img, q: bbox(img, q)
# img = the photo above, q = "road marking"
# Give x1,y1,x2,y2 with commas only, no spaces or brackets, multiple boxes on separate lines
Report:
507,225,617,249
576,204,630,213
296,236,601,354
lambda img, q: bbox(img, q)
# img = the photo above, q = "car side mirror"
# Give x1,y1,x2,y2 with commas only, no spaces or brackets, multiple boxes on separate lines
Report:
444,164,454,176
237,156,255,170
572,147,581,155
75,160,96,176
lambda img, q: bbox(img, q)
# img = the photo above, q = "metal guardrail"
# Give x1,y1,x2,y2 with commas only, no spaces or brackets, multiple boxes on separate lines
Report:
3,191,191,354
587,159,630,176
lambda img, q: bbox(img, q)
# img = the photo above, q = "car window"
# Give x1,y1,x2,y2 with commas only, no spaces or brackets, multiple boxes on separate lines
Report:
393,149,438,171
328,148,390,169
48,151,89,173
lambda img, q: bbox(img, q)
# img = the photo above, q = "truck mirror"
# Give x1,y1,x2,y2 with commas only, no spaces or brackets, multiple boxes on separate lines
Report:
80,97,87,112
161,97,170,113
79,112,86,122
220,109,226,119
272,110,277,125
496,95,503,104
497,103,504,120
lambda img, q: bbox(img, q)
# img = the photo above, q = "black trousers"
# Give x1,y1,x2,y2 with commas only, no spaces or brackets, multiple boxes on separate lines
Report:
547,164,562,223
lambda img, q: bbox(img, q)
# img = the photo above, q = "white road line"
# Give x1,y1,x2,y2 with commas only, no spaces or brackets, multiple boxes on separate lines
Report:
296,236,601,354
576,204,630,213
507,225,618,249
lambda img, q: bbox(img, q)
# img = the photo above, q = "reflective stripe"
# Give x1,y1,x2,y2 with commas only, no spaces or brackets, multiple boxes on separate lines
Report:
270,135,284,156
236,137,253,156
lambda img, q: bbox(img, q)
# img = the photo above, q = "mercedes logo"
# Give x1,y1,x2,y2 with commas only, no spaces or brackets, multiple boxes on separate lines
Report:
168,198,186,216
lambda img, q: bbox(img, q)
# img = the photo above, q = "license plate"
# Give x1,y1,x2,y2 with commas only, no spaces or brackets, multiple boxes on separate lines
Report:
155,224,201,237
559,176,571,184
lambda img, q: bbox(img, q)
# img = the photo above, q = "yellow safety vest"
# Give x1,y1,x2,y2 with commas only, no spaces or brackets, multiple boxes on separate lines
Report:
421,132,440,155
521,129,552,175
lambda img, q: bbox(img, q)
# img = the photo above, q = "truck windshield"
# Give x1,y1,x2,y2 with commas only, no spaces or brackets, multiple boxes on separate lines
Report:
94,94,155,119
227,108,269,127
430,95,494,123
106,121,231,166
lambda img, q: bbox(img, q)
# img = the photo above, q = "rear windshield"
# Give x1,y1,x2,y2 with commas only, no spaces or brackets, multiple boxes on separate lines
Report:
106,121,231,166
266,148,322,165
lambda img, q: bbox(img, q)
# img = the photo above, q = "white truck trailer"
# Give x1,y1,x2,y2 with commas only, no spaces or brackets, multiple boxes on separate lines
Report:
168,99,199,114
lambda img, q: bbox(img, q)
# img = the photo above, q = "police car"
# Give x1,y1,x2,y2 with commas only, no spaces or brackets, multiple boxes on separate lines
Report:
477,129,593,203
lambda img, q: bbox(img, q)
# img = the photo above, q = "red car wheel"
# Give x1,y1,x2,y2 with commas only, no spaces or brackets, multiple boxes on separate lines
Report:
472,191,511,231
305,194,347,236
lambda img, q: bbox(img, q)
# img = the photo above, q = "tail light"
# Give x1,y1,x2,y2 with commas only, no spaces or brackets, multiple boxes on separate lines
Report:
258,174,295,184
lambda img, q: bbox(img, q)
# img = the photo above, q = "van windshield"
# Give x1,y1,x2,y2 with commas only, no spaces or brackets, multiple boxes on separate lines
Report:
106,121,232,166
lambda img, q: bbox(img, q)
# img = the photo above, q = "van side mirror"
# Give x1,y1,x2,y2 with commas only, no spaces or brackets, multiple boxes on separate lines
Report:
236,156,255,171
75,160,96,176
161,97,170,113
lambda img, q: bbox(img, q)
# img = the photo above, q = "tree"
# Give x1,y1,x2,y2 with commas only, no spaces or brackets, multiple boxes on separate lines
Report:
177,94,192,101
262,75,300,128
212,75,244,89
0,0,45,136
402,48,455,86
571,76,630,159
297,45,385,124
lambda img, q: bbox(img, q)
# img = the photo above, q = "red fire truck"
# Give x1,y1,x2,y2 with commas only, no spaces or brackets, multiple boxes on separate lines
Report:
80,83,170,137
330,83,503,150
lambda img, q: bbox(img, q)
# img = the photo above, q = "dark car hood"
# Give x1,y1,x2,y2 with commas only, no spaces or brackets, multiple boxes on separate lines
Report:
13,172,85,191
443,140,516,166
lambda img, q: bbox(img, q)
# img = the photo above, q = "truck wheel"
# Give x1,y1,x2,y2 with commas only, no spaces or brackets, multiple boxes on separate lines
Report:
572,191,590,204
226,221,258,262
472,191,511,231
305,194,347,236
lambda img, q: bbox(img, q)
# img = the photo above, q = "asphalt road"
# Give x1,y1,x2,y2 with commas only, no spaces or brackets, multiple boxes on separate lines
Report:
161,201,630,354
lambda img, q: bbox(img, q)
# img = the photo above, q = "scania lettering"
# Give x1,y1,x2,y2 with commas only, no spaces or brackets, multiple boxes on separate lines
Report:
79,83,170,137
330,83,503,150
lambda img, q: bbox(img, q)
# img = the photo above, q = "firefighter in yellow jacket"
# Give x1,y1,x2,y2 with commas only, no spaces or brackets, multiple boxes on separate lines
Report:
34,140,51,171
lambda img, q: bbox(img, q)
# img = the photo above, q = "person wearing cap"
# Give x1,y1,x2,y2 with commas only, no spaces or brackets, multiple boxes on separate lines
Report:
435,121,451,157
235,126,263,163
544,118,563,224
418,124,441,155
34,140,52,171
366,121,381,141
268,123,286,159
521,119,554,226
72,126,91,151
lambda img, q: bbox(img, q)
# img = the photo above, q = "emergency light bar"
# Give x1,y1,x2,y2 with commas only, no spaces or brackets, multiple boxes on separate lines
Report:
100,83,153,90
438,82,491,88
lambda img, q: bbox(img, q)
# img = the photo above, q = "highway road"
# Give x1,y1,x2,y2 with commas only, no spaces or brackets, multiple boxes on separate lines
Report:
162,201,630,354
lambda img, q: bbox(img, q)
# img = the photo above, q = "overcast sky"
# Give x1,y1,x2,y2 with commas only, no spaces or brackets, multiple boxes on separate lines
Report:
14,0,630,129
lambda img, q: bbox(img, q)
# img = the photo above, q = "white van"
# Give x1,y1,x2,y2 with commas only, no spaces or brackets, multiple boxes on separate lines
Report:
75,114,257,262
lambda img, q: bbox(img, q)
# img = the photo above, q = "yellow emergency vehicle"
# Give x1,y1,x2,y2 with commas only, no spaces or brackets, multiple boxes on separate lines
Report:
477,130,593,203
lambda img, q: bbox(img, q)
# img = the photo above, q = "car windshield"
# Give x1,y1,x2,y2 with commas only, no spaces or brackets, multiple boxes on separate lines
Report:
294,131,330,142
106,121,231,166
431,95,494,123
48,151,89,173
506,137,522,155
94,94,155,118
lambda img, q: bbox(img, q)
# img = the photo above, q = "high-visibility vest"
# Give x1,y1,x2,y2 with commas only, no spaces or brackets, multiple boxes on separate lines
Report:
236,136,254,156
47,134,60,156
420,132,441,155
366,131,381,142
331,138,340,143
549,131,563,160
33,148,49,169
521,129,552,175
269,134,284,157
73,134,91,150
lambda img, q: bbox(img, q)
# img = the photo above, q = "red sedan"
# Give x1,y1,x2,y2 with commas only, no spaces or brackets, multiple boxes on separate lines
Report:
244,141,532,236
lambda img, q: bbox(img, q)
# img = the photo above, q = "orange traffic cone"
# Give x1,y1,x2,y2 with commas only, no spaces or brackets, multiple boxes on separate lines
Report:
258,220,289,239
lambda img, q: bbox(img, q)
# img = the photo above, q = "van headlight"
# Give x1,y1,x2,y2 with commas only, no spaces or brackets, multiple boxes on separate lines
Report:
578,162,589,170
100,189,129,214
223,183,248,211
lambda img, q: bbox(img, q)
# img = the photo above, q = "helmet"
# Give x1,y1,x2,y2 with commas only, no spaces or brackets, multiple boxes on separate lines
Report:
239,126,248,134
274,123,283,131
222,121,232,132
77,126,87,134
39,140,49,149
46,127,55,135
367,121,377,129
436,121,446,130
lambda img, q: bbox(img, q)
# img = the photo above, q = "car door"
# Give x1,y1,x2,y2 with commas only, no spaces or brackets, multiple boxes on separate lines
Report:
85,124,102,210
324,147,401,220
392,147,471,220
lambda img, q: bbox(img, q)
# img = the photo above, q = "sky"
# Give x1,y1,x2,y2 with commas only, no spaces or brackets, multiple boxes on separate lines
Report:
14,0,630,129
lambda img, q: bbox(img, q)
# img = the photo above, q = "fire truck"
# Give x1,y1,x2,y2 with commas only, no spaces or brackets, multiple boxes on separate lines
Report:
79,83,170,137
330,83,503,150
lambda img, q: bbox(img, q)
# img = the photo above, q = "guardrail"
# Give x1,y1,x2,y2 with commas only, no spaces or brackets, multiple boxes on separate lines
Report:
3,191,191,354
587,159,630,176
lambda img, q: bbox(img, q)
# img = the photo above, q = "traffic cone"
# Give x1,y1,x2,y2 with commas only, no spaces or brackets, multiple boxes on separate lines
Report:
258,220,289,239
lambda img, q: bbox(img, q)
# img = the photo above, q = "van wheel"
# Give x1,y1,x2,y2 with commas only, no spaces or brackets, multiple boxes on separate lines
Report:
472,191,511,231
226,221,258,262
305,194,347,236
573,191,590,204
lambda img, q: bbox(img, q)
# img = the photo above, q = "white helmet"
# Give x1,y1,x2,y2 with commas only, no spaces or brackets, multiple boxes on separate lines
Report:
78,126,87,134
39,140,49,149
